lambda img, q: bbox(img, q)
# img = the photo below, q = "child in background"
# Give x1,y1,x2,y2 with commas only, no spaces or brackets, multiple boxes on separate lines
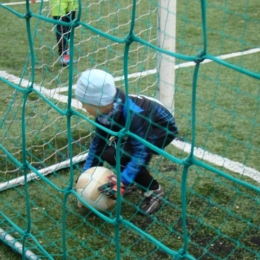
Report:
75,69,178,215
31,0,78,66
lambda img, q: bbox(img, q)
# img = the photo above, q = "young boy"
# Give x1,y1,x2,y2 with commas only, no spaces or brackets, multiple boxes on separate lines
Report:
31,0,78,66
75,69,178,215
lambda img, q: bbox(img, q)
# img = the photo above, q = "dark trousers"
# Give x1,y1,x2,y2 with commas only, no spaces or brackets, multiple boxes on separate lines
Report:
101,134,175,190
53,11,76,56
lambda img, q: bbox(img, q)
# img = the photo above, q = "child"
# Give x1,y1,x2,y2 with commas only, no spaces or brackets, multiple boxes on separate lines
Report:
31,0,78,66
75,69,178,215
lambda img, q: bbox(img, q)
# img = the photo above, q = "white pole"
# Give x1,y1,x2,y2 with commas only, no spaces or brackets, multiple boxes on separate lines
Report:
0,152,88,192
157,0,176,113
0,228,40,260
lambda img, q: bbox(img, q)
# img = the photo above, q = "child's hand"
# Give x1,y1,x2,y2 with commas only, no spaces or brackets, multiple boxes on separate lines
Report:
98,175,125,199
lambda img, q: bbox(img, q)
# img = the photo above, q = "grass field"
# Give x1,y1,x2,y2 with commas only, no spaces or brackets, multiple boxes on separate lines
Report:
0,0,260,259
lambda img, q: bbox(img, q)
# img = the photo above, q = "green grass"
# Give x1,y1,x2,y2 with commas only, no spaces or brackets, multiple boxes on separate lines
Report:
1,0,260,259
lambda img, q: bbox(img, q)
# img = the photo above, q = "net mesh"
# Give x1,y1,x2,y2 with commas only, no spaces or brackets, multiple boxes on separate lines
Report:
0,0,260,259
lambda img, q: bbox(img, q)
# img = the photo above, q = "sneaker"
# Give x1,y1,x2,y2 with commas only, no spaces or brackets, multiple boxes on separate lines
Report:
139,185,165,215
123,183,137,195
59,54,70,66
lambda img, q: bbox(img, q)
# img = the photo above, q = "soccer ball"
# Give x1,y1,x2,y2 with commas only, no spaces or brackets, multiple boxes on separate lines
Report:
75,166,116,211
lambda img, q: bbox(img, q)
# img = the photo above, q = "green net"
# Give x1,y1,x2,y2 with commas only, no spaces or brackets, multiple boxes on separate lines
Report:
0,0,260,259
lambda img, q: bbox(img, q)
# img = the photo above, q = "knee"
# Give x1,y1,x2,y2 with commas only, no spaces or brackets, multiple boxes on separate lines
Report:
102,146,116,166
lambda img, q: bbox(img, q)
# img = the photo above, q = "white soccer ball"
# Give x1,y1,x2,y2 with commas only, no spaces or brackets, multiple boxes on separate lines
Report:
75,166,116,211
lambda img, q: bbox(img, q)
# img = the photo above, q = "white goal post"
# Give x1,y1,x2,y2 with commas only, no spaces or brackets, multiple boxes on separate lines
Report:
157,0,176,113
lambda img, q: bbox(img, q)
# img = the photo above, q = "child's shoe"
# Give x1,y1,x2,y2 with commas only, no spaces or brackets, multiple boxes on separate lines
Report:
123,183,137,195
139,185,164,215
59,54,70,66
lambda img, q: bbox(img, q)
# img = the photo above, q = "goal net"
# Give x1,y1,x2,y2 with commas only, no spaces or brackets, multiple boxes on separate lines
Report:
0,0,260,259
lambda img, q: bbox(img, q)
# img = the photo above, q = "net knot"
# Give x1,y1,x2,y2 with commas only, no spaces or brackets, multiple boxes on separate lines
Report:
183,156,193,167
125,33,134,45
194,50,205,64
65,109,73,117
24,11,32,19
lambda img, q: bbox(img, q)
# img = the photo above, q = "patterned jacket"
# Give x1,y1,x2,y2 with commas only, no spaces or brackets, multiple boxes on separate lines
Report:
82,88,178,184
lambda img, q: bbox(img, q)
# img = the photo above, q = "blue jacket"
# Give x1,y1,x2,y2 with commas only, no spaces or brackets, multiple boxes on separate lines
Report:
82,88,178,184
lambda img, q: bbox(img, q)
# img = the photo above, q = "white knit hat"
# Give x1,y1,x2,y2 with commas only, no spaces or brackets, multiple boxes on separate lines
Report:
75,69,116,106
